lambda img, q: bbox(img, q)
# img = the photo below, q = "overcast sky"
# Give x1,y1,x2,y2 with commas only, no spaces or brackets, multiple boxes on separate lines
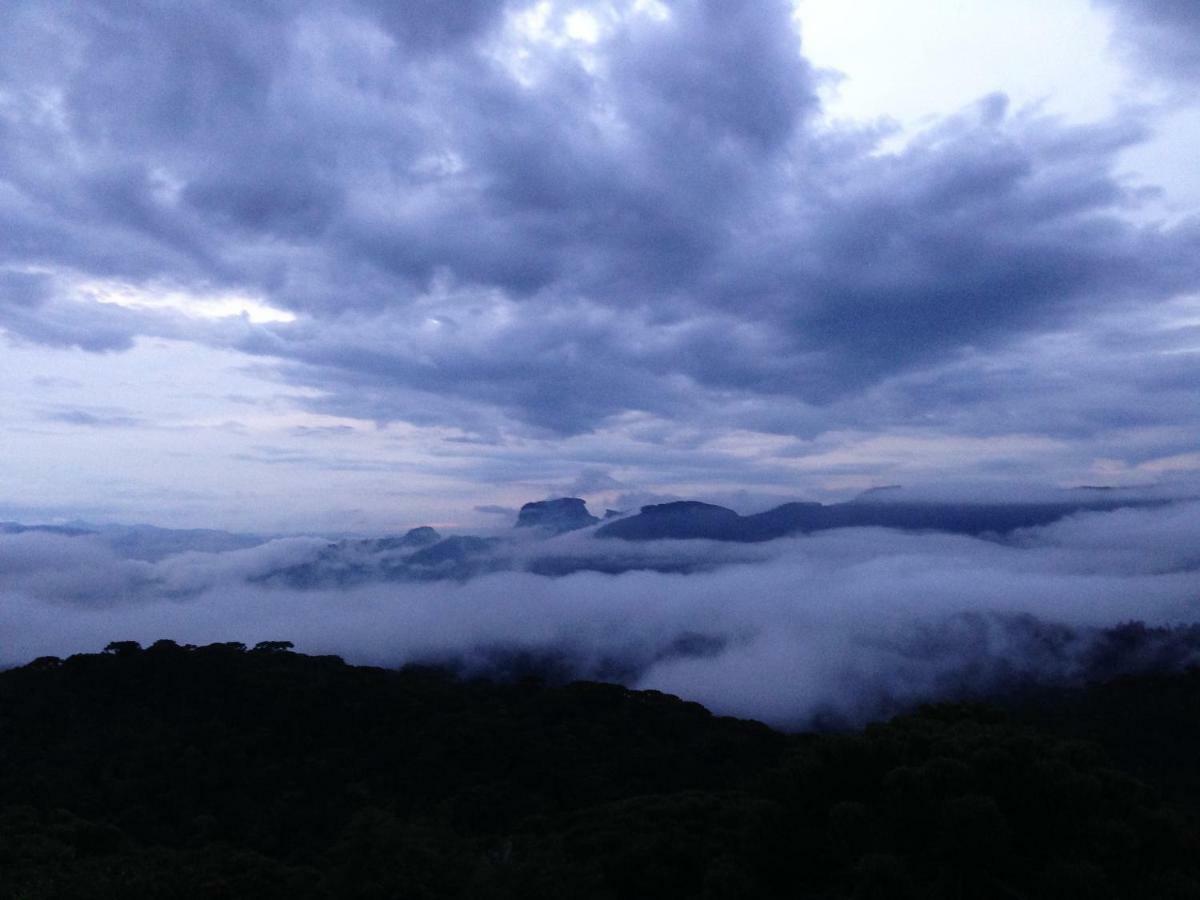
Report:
2,0,1198,532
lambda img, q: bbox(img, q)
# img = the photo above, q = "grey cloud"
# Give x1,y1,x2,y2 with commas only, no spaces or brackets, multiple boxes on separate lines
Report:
699,293,1200,474
0,533,155,606
0,290,140,352
353,0,507,51
560,468,627,496
1097,0,1200,86
475,504,517,517
239,94,1197,434
30,375,83,389
435,434,812,501
289,424,357,438
231,444,416,473
1012,500,1200,574
768,108,1197,395
238,300,680,434
0,267,205,352
45,409,145,429
0,270,53,307
0,0,1197,446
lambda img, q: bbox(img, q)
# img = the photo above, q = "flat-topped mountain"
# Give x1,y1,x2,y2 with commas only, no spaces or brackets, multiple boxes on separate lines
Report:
515,497,600,533
233,491,1177,586
595,496,1156,542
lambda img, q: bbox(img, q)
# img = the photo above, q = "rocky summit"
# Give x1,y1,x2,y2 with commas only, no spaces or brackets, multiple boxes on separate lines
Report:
515,497,600,534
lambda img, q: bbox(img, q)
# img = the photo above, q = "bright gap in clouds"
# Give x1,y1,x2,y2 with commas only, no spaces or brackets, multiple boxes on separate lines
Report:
80,278,296,324
796,0,1125,127
795,0,1200,215
564,9,601,43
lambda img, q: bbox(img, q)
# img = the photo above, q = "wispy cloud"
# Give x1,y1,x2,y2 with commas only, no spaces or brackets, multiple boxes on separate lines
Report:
45,409,146,429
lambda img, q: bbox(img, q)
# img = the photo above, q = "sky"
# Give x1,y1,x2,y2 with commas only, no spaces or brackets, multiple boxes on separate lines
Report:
2,0,1199,532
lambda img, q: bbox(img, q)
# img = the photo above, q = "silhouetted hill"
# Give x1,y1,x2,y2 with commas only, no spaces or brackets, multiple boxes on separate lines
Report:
256,526,445,588
515,498,600,533
2,643,1199,898
0,521,93,538
86,523,267,561
596,497,1163,542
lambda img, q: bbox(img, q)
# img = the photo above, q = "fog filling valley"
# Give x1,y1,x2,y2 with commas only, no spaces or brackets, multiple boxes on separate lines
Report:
4,496,1200,729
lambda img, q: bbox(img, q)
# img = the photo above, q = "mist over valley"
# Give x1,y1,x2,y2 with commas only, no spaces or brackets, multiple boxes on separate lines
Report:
6,487,1200,729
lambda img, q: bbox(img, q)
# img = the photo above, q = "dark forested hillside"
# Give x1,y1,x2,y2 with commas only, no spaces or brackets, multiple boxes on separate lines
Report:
2,642,1199,899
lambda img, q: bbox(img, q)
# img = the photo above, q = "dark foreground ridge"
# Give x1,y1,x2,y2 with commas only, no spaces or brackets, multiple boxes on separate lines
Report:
3,642,1200,899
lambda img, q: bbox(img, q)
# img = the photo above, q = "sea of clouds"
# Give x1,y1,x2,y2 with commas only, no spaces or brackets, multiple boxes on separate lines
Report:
3,500,1200,729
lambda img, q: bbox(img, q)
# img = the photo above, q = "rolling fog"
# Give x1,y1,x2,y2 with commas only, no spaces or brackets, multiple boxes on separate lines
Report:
3,499,1200,729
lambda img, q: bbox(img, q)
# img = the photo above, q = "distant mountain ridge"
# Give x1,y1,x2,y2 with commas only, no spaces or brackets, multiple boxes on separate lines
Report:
250,491,1170,586
255,527,449,588
1,520,265,561
594,495,1157,542
0,522,93,538
2,490,1174,587
515,497,600,533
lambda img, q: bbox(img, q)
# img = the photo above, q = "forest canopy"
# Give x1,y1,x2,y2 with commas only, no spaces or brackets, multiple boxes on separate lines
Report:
2,640,1200,898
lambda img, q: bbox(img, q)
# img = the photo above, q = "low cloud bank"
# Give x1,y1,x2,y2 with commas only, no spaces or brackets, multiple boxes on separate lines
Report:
3,502,1200,728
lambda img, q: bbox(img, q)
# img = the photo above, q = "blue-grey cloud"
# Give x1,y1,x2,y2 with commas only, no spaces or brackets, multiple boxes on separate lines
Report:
475,504,518,517
1097,0,1200,86
45,409,146,429
0,0,1197,451
0,278,144,352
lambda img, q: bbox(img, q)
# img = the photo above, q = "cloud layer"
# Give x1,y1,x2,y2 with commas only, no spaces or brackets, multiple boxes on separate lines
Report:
1098,0,1200,87
1,1,1197,443
4,501,1200,729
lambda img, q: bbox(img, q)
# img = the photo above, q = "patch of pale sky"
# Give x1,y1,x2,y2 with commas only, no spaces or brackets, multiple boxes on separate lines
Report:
701,430,800,461
631,0,670,22
1091,454,1200,482
3,314,1180,529
794,0,1200,215
0,336,579,531
497,2,605,83
782,431,1071,478
796,0,1125,127
564,8,601,43
1119,105,1200,224
78,278,296,324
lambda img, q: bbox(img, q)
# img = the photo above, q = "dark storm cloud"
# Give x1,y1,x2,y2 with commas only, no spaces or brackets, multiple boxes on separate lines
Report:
1096,0,1200,85
776,106,1198,390
804,298,1200,448
1,0,1198,438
